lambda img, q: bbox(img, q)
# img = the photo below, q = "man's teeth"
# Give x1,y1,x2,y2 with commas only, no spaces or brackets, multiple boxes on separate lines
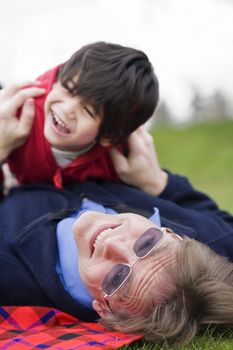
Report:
51,111,67,128
93,228,113,249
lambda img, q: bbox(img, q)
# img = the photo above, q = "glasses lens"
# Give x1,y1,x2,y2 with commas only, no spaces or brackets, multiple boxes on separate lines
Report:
102,264,131,296
134,227,163,258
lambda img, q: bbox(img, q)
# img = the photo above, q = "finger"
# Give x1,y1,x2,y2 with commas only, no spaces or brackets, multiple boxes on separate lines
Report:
127,131,145,155
17,98,35,136
6,87,46,115
135,125,153,141
136,124,147,133
131,126,154,150
109,147,129,172
3,81,44,97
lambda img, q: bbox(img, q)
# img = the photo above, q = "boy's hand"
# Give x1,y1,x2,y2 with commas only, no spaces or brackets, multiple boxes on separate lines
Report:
0,82,46,163
110,126,168,196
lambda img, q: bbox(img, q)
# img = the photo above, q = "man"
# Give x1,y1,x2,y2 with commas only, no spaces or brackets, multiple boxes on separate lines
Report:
1,125,233,346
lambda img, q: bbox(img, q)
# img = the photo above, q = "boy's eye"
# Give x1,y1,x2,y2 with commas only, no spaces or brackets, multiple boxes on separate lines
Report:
84,106,95,118
61,85,74,97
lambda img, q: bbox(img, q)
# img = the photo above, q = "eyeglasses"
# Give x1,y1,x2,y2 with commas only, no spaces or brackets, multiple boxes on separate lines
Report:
102,227,166,300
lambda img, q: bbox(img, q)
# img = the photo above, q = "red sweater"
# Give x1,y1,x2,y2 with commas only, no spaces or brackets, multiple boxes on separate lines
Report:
2,66,119,189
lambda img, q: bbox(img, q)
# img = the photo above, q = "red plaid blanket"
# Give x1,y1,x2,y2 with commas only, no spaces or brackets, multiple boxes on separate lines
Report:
0,306,141,349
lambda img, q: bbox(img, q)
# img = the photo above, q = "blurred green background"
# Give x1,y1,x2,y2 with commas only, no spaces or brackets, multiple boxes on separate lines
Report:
124,120,233,349
150,120,233,214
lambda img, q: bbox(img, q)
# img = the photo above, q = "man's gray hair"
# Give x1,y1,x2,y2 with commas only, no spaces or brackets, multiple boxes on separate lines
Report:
100,238,233,346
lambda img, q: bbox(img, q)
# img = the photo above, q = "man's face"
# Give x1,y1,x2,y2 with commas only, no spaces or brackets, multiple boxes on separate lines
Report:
73,211,182,317
44,82,107,152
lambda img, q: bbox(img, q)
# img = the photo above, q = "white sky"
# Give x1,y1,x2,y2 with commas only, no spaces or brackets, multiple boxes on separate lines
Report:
0,0,232,121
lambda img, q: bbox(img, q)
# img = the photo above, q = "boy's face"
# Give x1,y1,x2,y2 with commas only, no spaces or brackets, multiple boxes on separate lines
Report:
44,82,107,151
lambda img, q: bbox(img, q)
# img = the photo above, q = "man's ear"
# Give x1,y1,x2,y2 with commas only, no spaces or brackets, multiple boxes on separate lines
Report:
92,300,111,318
99,137,112,147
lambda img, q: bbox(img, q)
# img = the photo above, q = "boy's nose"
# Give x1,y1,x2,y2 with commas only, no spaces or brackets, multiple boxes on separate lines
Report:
62,100,77,120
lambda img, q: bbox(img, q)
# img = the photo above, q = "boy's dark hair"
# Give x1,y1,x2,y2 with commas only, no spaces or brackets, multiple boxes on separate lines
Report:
58,41,159,144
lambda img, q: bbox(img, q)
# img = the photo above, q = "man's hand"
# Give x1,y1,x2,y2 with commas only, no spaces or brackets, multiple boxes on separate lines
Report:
110,126,168,196
0,81,46,163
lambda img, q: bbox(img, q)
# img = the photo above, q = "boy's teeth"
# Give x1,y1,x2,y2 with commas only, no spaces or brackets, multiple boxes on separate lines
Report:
52,111,67,128
93,228,113,249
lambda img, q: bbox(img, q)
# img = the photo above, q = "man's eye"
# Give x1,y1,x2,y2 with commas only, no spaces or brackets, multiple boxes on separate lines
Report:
103,264,130,295
110,267,125,288
134,228,163,258
136,237,155,256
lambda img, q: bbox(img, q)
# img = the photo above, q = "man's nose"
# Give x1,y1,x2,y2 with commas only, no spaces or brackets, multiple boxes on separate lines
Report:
102,235,133,262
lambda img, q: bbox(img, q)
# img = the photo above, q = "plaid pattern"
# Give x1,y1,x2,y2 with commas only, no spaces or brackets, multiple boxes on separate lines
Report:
0,306,141,349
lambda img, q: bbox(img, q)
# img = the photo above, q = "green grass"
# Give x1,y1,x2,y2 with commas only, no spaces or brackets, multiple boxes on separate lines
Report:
151,120,233,214
122,329,233,350
124,120,233,349
122,328,233,350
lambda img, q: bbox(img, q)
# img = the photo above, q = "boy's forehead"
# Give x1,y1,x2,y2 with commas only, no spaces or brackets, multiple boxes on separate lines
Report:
60,70,80,89
66,76,79,89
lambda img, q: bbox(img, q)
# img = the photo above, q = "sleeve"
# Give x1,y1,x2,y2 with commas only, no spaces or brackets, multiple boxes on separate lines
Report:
157,171,233,259
0,166,4,197
159,170,233,224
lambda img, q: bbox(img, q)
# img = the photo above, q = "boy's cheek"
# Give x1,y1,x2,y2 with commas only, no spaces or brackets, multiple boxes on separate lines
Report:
43,90,54,110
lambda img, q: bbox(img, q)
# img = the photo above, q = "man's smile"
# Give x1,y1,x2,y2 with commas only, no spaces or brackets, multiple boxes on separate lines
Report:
90,224,120,256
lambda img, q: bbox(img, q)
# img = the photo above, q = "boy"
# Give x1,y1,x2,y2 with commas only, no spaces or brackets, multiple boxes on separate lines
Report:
0,41,159,191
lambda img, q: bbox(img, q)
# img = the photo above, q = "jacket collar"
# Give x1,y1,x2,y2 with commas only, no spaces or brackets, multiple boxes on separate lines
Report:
11,216,97,321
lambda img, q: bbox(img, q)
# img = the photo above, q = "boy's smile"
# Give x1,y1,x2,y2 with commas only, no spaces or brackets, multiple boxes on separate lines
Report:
44,82,105,152
50,108,71,135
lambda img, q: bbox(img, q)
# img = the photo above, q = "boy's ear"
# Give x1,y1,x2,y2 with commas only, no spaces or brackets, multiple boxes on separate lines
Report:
99,137,112,147
92,300,111,318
